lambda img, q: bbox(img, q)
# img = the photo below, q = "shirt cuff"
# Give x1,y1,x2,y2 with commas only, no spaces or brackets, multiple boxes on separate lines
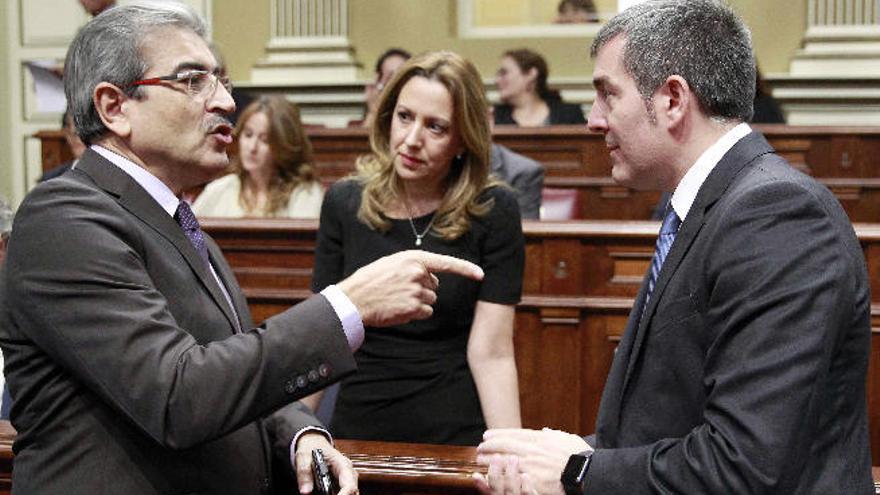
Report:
289,426,334,467
320,284,365,351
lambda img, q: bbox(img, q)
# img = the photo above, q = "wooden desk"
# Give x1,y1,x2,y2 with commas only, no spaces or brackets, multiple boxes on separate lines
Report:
337,439,480,494
201,218,880,463
0,420,877,493
0,422,483,495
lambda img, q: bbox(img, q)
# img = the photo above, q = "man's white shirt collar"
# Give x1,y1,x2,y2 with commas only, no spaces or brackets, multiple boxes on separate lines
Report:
91,145,181,216
670,123,751,222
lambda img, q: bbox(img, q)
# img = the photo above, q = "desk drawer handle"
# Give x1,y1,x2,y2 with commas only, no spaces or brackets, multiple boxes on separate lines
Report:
554,260,569,279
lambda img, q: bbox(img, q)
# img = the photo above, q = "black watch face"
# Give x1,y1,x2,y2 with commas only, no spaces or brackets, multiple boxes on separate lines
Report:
562,453,589,487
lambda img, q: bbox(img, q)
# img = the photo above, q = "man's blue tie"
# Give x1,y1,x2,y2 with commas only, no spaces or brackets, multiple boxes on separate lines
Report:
174,201,210,269
644,207,681,308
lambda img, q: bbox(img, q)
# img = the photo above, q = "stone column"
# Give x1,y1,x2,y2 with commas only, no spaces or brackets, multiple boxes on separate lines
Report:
251,0,360,84
791,0,880,74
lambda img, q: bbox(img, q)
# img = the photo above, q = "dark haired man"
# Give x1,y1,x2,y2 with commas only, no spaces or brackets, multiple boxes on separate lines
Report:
475,1,872,493
361,47,412,128
0,3,483,494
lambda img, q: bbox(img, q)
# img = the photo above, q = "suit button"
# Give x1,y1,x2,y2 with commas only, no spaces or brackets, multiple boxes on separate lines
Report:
318,363,331,378
296,375,308,389
308,369,320,383
260,477,270,493
284,380,295,394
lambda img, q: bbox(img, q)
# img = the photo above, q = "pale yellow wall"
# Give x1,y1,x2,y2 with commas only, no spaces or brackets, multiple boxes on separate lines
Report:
475,0,615,26
0,0,11,204
735,0,807,74
350,0,594,80
211,0,271,82
213,0,807,83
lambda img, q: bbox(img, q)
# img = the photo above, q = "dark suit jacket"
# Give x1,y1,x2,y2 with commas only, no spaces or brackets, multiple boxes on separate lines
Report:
490,144,544,220
585,132,873,494
493,98,586,126
0,150,357,494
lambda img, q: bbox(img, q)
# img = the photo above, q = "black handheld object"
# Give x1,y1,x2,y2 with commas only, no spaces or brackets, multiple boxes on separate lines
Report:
312,448,336,495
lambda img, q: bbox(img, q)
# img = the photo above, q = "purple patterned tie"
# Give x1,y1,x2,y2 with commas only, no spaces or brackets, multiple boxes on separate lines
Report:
644,207,681,309
174,201,210,269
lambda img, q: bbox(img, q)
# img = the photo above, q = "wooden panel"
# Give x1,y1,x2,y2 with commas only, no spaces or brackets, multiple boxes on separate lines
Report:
336,439,480,494
36,125,880,221
201,219,880,465
34,130,73,174
0,421,11,495
514,305,584,430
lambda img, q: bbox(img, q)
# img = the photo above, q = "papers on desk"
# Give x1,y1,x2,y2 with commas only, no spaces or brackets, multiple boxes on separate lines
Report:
25,60,66,113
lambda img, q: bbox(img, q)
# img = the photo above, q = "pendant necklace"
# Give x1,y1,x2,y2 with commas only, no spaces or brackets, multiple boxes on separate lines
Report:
407,212,435,247
403,196,436,247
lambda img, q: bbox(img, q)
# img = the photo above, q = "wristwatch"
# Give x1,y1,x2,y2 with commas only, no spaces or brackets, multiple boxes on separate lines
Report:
560,451,592,495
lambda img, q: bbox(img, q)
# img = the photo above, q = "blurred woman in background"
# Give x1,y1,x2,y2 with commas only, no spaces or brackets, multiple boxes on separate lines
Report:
193,95,323,218
494,48,586,127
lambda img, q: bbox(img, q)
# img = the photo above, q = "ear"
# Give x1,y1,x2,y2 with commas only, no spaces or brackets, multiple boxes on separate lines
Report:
93,82,132,139
657,75,691,129
525,67,539,83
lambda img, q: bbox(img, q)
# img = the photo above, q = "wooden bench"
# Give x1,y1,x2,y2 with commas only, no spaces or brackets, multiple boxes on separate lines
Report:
36,125,880,221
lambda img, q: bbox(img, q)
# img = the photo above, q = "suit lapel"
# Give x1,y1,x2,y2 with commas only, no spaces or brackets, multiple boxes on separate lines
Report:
75,151,241,334
614,132,776,414
594,271,649,444
206,236,254,330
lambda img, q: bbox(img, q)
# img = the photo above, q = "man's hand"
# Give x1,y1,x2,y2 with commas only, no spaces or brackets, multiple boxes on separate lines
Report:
337,250,484,327
474,428,591,494
294,432,358,495
473,455,539,495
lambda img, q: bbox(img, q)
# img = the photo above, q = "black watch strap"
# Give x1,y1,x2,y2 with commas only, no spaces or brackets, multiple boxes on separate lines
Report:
561,450,592,495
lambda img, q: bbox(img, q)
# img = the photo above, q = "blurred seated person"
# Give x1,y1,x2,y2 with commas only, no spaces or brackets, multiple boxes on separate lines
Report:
555,0,599,23
193,95,323,218
305,50,525,446
494,48,586,127
491,144,542,219
360,48,411,128
39,107,86,182
753,68,785,124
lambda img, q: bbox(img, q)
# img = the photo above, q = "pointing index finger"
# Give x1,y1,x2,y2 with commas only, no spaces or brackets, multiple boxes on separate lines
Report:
415,251,484,281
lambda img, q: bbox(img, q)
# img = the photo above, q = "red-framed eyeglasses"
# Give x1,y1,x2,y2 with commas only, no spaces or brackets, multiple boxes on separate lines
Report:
128,69,232,97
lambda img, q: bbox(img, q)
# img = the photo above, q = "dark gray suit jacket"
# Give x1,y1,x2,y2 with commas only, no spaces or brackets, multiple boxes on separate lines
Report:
585,133,873,494
490,144,544,220
0,150,357,494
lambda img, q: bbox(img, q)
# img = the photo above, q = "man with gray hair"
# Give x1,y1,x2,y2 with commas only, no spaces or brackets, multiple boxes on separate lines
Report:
0,2,483,494
475,1,872,493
